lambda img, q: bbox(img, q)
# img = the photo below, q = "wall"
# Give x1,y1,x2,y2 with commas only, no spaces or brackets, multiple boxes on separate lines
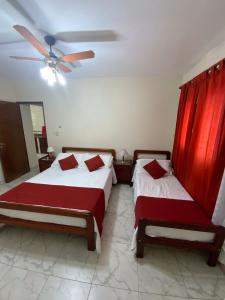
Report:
19,104,38,168
0,77,17,101
182,39,225,83
13,76,180,157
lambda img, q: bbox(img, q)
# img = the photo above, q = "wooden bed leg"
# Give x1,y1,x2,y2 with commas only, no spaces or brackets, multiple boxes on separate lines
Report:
136,238,144,258
207,226,225,267
86,214,96,251
136,219,146,258
208,250,220,267
87,232,95,251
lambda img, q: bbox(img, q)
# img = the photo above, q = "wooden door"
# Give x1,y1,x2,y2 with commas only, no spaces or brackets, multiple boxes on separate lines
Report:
0,100,30,182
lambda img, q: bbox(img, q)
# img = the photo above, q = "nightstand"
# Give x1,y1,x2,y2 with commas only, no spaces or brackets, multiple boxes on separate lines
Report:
114,160,133,184
38,155,55,172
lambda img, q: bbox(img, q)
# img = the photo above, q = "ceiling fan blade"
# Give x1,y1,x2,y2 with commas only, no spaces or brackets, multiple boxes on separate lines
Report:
62,50,95,62
10,56,43,61
55,30,118,43
53,47,77,68
58,63,72,73
13,25,49,57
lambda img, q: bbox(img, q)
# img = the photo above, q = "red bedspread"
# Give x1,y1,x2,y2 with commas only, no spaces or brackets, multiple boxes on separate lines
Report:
0,182,105,234
135,196,211,228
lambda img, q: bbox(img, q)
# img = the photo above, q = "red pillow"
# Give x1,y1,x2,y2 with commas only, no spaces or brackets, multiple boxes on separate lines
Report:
85,155,104,172
143,159,167,179
59,154,78,171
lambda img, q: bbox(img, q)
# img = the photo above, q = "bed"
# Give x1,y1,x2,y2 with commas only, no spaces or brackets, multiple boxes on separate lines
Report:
0,147,117,253
132,150,225,266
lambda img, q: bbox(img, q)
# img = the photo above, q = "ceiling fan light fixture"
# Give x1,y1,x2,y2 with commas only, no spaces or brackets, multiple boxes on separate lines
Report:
40,66,66,86
40,66,53,80
56,72,66,86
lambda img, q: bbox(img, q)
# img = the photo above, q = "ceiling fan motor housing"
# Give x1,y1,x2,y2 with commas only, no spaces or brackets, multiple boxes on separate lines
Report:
44,35,56,46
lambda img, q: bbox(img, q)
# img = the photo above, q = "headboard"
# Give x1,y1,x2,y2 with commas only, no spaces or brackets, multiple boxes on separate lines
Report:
133,149,171,164
62,147,116,160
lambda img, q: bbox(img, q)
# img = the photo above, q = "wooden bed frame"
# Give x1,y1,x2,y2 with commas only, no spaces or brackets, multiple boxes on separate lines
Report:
134,149,225,266
0,147,116,251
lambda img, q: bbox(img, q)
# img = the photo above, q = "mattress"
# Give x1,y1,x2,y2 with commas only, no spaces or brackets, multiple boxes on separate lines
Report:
132,161,215,245
0,164,116,253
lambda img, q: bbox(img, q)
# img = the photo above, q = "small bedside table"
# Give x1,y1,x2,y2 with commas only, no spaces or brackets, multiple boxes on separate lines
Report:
38,155,55,172
114,160,133,184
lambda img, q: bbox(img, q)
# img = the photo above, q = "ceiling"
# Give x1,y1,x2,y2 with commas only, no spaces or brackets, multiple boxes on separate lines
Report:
1,0,225,79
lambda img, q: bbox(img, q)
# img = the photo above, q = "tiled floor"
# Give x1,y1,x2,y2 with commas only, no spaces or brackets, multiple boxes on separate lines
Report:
0,170,225,300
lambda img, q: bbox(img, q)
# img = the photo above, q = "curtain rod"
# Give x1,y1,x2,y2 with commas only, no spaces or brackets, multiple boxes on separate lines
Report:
179,58,225,89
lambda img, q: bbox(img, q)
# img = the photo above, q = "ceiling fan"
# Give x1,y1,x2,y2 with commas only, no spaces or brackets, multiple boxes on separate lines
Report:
10,25,95,85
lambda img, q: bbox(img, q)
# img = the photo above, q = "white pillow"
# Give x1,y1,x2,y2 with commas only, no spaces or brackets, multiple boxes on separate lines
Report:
136,159,171,172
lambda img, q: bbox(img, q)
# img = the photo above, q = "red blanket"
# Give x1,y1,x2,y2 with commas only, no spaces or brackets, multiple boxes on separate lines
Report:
0,182,105,234
135,196,211,228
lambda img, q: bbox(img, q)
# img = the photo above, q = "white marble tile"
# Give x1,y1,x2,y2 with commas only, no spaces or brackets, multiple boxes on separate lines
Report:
93,241,138,291
183,275,225,300
89,285,139,300
139,293,188,300
216,278,225,300
0,185,10,195
13,231,68,275
0,267,47,300
138,245,182,275
52,236,98,283
0,262,11,279
138,247,187,297
108,185,134,217
0,226,37,265
102,213,134,244
38,276,90,300
175,248,225,278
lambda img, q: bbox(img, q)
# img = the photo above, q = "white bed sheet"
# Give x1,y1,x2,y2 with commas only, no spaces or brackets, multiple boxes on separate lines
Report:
0,165,117,253
131,162,215,248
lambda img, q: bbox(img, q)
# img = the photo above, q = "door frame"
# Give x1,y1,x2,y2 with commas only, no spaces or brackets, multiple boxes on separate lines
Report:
17,101,49,156
16,101,47,128
17,101,48,140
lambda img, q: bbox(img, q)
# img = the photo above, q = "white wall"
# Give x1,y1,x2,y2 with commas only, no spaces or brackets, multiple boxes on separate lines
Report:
0,77,17,101
182,39,225,83
20,104,38,168
13,76,180,157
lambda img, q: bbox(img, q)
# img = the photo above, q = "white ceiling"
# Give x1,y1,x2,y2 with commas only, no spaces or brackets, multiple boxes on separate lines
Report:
1,0,225,79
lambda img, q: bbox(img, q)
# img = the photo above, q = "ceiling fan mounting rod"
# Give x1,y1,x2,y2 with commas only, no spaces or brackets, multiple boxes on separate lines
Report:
44,35,57,58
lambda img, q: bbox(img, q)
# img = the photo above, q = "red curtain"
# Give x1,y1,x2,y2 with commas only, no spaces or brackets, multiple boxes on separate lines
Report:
172,60,225,219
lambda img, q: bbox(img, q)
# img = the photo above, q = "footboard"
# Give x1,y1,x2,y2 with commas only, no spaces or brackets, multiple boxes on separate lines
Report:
0,202,96,251
136,218,225,266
